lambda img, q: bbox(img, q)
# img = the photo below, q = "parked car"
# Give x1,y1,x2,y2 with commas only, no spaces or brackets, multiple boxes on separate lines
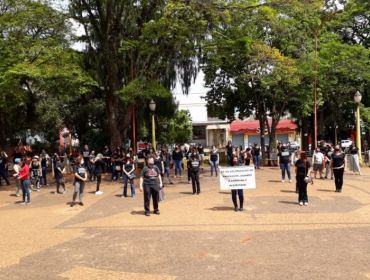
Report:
340,139,353,149
289,141,300,150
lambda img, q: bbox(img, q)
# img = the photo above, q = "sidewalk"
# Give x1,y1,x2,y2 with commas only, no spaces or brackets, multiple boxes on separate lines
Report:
0,167,369,279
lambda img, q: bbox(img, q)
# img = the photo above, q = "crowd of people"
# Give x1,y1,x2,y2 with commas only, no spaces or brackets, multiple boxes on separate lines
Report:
0,139,363,213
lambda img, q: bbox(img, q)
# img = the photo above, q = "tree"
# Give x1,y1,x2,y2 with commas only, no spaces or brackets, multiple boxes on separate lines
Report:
158,110,192,144
69,0,210,147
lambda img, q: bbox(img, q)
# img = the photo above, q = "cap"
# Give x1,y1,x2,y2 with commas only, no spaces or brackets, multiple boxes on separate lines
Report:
15,158,21,163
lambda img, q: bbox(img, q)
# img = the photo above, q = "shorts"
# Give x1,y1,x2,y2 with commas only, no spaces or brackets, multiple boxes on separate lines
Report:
313,163,323,171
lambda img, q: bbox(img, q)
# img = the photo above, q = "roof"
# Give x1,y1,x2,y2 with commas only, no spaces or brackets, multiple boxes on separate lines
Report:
230,119,298,133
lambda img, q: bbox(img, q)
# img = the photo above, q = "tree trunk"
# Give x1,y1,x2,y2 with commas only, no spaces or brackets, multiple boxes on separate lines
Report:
301,117,309,151
105,92,122,148
258,118,267,162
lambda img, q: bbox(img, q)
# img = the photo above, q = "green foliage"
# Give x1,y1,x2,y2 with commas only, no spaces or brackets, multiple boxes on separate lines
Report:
158,110,193,144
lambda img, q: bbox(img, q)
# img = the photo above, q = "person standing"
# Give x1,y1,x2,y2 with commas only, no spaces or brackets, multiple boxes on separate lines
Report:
40,150,49,186
313,148,324,179
55,156,66,194
231,153,244,211
71,156,87,207
82,144,90,172
226,140,234,166
244,148,252,166
324,145,334,180
89,151,96,182
197,144,205,173
252,144,261,169
18,158,31,205
123,154,136,198
161,148,173,184
295,152,311,206
0,151,10,186
349,145,361,175
102,146,112,173
13,158,22,197
94,153,105,195
189,150,201,195
30,156,42,191
278,144,292,183
209,146,219,177
331,146,345,193
172,146,183,178
139,157,163,216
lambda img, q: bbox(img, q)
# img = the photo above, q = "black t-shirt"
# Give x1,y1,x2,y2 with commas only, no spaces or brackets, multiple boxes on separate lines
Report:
154,157,163,173
94,159,105,176
350,147,359,155
142,165,161,190
198,147,204,154
124,162,134,173
295,159,311,178
332,153,345,168
55,162,64,178
190,158,200,172
74,165,86,183
253,147,260,156
278,149,291,164
226,144,233,156
210,151,218,161
172,150,183,161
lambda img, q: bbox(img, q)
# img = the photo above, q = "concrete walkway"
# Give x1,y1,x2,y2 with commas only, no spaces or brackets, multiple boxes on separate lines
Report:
0,166,369,280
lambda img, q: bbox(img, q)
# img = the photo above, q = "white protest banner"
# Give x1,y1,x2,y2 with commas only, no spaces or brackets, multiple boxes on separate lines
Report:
219,166,256,190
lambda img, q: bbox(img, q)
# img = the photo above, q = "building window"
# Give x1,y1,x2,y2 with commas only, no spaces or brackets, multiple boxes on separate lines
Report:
193,125,206,140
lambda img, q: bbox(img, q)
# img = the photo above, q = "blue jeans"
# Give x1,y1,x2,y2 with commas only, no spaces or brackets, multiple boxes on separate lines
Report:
254,155,260,169
21,179,31,202
280,162,291,180
210,160,218,176
164,167,172,183
174,160,182,176
123,176,135,197
41,167,47,185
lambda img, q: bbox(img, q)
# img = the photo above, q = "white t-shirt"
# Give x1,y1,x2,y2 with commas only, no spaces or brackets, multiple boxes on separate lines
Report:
314,152,324,164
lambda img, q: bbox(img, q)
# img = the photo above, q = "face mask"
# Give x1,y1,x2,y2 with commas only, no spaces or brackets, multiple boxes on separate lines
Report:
148,163,154,168
81,160,84,165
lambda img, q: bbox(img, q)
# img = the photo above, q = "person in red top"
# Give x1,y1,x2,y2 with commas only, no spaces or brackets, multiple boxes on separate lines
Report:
18,158,31,204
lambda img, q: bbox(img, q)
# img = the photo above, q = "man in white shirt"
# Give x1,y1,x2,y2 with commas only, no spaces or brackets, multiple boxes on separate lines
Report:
313,148,324,179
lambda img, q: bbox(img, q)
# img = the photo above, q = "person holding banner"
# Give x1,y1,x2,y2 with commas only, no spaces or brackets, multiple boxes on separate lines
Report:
231,153,244,211
189,150,201,195
295,152,311,206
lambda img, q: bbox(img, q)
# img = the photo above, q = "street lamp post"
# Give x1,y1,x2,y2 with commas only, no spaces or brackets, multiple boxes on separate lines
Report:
149,99,156,151
354,91,363,164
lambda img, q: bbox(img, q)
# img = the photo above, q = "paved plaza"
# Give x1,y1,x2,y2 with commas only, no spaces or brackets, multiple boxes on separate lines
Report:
0,167,369,280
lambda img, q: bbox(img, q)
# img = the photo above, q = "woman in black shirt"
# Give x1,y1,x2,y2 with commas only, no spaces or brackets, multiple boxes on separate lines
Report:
123,154,136,198
295,152,311,206
331,146,345,192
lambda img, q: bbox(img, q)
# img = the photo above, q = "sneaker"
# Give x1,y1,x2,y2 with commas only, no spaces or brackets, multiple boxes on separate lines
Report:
95,191,103,195
304,202,308,206
299,201,303,206
145,212,150,216
16,194,21,197
281,180,285,183
132,194,136,199
239,208,244,211
26,201,31,205
154,210,160,215
19,201,26,205
289,179,292,183
79,202,84,206
234,207,238,212
70,202,75,207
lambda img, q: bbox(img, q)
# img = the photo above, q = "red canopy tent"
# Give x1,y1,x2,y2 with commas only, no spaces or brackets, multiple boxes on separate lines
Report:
230,119,298,134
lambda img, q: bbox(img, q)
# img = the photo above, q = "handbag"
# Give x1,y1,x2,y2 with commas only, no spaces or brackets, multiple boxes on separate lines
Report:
128,173,136,180
304,162,314,185
158,187,165,202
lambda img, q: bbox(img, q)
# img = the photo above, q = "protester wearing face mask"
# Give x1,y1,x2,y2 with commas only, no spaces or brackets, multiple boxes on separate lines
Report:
139,157,162,216
18,158,31,205
189,149,201,195
70,156,87,207
313,148,324,179
278,144,292,183
331,146,346,193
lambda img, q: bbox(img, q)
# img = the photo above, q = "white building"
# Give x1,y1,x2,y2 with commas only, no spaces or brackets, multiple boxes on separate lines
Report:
173,72,229,147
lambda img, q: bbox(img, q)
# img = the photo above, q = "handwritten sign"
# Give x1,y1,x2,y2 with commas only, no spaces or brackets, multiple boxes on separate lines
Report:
219,166,256,190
